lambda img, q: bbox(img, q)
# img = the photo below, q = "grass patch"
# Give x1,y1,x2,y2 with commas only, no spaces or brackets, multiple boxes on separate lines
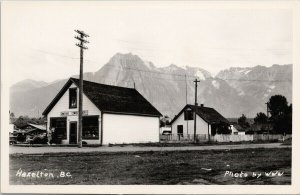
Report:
282,138,292,145
109,140,280,147
10,148,291,185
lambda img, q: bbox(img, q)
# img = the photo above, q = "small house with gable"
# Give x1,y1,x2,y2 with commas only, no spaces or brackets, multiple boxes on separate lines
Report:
42,78,162,145
170,104,230,137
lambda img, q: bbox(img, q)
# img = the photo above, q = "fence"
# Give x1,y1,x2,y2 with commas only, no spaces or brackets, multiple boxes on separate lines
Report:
159,134,292,143
212,134,253,142
159,134,197,142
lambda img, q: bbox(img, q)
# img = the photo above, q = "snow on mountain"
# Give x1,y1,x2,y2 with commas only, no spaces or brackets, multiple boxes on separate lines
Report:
144,61,156,70
269,85,276,89
196,70,206,80
211,80,220,89
9,53,292,118
216,64,292,113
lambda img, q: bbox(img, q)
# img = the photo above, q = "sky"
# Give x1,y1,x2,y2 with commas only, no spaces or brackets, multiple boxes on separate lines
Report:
2,1,293,85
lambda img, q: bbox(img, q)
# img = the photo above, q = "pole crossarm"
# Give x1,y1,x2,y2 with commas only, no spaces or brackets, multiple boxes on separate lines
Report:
74,29,89,37
193,79,200,105
75,43,88,50
75,36,89,44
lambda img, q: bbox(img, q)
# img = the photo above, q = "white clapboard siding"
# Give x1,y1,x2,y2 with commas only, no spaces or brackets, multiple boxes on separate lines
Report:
102,113,160,144
47,83,101,144
171,112,211,135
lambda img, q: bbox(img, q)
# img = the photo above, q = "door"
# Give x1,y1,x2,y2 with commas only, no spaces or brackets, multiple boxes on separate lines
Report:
69,122,77,144
177,125,183,140
177,125,183,134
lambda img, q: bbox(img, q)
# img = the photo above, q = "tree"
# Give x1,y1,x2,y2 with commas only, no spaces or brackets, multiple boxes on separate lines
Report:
216,123,231,134
285,104,292,134
160,115,170,127
14,116,31,128
268,95,288,117
268,95,292,134
254,112,268,124
238,114,250,129
9,112,15,118
14,116,46,129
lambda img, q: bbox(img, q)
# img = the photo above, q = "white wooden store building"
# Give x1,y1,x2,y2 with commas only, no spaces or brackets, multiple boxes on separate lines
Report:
170,104,230,136
42,78,162,145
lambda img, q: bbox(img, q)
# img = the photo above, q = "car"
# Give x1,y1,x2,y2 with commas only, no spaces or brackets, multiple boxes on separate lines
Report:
162,130,172,135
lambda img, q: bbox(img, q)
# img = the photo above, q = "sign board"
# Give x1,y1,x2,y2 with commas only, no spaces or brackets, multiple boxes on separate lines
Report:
60,110,88,117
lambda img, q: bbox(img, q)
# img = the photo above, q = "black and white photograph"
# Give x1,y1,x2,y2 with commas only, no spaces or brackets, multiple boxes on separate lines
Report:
1,0,300,194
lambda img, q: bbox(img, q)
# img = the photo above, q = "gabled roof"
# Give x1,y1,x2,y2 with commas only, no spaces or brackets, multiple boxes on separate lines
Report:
43,78,162,117
170,104,229,125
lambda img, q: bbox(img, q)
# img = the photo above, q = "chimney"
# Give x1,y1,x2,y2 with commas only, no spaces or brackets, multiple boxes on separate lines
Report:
201,104,204,107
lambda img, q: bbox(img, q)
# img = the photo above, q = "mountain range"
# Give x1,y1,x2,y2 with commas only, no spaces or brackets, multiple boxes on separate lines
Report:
9,53,292,118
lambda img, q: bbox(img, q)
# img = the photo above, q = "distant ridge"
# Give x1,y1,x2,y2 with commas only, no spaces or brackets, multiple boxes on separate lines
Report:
9,53,292,118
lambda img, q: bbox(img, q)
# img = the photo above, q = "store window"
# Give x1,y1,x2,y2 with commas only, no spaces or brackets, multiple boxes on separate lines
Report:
50,117,67,139
83,116,99,139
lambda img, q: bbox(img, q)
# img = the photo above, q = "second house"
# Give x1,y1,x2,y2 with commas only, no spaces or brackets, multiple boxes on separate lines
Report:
170,104,230,137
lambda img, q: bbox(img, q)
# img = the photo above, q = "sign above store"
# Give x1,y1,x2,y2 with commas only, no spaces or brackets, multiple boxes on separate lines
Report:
60,110,88,117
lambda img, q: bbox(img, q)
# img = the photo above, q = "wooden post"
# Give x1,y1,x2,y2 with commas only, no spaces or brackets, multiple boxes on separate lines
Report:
78,40,83,148
75,30,89,148
185,74,189,137
193,79,200,143
266,102,270,140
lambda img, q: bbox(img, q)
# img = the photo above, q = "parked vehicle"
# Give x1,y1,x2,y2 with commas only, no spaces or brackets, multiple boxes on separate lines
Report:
26,134,48,145
9,136,17,145
162,130,172,135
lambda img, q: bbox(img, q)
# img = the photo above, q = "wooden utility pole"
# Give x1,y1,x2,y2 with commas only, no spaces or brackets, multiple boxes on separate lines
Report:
185,74,188,105
193,79,200,143
185,74,188,136
75,30,89,148
266,102,270,135
265,102,270,119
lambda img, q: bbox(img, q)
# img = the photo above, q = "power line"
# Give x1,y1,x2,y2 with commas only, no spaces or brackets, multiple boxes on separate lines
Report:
108,65,292,83
109,64,197,78
220,78,292,82
31,49,100,64
31,49,292,83
32,49,79,60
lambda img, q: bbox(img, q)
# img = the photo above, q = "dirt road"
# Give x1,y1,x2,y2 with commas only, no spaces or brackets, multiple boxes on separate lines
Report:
9,143,290,155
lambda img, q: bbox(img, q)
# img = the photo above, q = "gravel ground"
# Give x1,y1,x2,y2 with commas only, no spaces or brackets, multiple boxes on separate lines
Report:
10,147,291,185
9,143,290,155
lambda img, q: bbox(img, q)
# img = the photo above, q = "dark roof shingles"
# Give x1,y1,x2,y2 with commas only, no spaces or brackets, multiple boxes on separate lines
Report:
71,78,161,116
171,104,229,125
190,105,229,124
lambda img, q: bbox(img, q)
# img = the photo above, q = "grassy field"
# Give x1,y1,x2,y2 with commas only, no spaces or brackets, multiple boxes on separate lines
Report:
9,148,291,185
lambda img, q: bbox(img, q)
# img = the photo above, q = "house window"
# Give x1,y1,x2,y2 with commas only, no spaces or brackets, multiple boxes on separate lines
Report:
177,125,183,135
184,109,194,120
83,116,99,140
69,88,77,108
50,117,67,139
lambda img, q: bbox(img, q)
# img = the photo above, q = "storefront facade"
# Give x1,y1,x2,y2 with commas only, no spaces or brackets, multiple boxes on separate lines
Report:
43,78,162,145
